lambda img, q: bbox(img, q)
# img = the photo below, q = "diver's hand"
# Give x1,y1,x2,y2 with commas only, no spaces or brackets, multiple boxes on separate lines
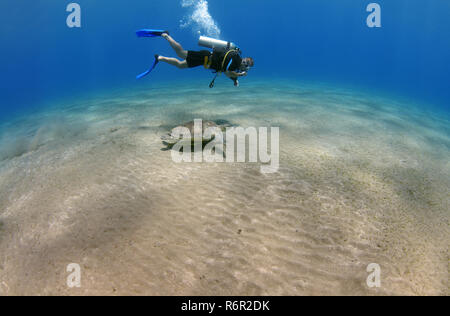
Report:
234,80,240,87
162,33,169,39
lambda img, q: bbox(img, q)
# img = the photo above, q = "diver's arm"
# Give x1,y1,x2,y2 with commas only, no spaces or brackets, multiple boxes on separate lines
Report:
224,72,240,87
224,70,247,87
225,71,247,78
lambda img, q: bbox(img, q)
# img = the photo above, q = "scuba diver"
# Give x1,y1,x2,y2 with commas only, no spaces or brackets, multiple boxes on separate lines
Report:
136,30,254,88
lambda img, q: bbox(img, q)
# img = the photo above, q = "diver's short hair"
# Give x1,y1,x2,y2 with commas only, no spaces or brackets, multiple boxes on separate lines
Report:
246,57,254,67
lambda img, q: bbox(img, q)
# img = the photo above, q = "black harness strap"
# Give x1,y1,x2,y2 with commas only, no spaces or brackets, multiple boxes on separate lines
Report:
208,49,240,88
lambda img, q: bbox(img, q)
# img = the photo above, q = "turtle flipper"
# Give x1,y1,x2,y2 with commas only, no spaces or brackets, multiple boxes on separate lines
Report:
161,134,178,144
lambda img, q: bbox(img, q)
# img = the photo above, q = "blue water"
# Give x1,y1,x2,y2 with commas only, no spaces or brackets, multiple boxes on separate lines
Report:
1,0,449,121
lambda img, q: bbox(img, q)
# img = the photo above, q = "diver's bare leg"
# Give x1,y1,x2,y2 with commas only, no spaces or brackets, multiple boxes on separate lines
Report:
162,34,188,59
158,56,188,69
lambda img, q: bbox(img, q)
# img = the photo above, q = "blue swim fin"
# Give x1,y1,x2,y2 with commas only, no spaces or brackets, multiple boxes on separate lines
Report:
136,29,169,38
136,55,160,80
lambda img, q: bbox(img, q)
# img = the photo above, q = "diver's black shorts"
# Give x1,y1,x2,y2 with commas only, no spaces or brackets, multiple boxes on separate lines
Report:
186,50,211,68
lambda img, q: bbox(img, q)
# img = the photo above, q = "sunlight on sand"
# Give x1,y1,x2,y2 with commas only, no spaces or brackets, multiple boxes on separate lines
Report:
0,82,448,295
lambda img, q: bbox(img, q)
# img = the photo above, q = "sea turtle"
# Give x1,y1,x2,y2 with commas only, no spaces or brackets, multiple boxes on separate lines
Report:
160,119,232,153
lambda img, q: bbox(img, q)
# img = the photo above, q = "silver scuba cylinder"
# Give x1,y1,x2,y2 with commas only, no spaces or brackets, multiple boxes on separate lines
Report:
198,36,238,52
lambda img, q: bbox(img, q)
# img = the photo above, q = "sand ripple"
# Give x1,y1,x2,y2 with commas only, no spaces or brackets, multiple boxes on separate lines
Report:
0,82,448,295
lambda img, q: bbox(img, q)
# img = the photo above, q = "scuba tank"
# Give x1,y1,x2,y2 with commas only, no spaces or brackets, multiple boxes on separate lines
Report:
198,36,238,52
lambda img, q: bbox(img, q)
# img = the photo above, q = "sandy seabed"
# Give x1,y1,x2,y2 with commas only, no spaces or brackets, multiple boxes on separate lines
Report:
0,81,448,295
